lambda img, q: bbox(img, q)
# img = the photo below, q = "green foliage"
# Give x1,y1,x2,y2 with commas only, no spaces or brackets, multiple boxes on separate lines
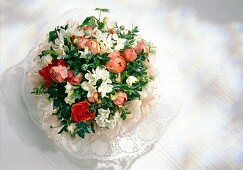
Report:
31,85,47,95
76,122,94,138
95,8,110,13
39,47,58,59
79,16,98,28
119,26,139,48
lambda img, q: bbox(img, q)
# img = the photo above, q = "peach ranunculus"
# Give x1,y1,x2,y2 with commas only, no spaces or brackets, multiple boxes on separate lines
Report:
122,48,138,62
84,39,100,55
135,41,149,54
73,35,100,55
67,70,82,85
88,92,102,104
112,91,127,106
105,51,126,73
73,36,88,49
50,65,68,83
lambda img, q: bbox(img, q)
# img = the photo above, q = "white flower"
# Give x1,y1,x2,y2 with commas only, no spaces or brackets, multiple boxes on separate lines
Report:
84,71,98,85
114,37,127,51
41,54,53,66
95,109,120,129
81,81,97,98
64,20,84,37
95,108,110,128
67,123,76,133
98,79,113,97
81,67,113,98
64,83,76,105
65,82,73,94
79,47,90,58
95,30,113,49
126,76,139,86
95,66,110,80
65,94,76,105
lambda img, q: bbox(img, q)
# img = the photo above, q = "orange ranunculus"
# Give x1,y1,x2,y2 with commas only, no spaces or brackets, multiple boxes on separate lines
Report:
122,48,138,62
112,91,127,106
135,41,149,54
84,39,100,55
105,51,126,73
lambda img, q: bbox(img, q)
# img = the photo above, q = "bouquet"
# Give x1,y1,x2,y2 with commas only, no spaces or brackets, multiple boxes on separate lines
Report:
30,8,156,140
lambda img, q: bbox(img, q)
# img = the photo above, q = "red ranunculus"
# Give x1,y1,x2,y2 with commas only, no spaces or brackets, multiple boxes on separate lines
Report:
39,64,53,87
50,65,68,83
67,70,82,85
38,59,67,87
71,101,96,122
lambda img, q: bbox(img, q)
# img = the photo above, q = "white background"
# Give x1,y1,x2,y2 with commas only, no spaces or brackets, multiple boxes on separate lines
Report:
1,0,243,169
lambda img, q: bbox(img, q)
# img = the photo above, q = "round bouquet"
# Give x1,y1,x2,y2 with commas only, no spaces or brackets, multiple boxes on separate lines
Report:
23,9,178,160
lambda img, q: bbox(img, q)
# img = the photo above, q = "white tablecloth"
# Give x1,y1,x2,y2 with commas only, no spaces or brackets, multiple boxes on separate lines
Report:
1,0,243,169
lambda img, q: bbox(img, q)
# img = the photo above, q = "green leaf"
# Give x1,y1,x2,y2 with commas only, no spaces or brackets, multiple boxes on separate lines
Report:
40,47,58,59
48,29,58,43
95,8,110,13
79,16,97,28
31,85,47,95
76,122,93,138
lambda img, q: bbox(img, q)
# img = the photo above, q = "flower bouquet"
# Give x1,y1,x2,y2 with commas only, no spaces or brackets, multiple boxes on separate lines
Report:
23,9,176,160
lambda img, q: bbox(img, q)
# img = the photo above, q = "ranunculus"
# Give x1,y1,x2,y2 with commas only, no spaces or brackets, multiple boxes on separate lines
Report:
122,48,138,62
112,91,127,106
88,92,102,104
50,65,68,83
39,64,53,87
39,59,67,87
135,41,149,54
84,39,100,55
71,101,96,122
105,51,126,73
67,70,82,85
73,36,88,49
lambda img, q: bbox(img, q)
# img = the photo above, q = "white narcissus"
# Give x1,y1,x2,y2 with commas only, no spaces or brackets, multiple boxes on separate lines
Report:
126,76,139,86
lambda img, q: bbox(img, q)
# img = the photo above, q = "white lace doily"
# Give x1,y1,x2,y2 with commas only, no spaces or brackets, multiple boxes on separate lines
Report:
21,9,182,161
